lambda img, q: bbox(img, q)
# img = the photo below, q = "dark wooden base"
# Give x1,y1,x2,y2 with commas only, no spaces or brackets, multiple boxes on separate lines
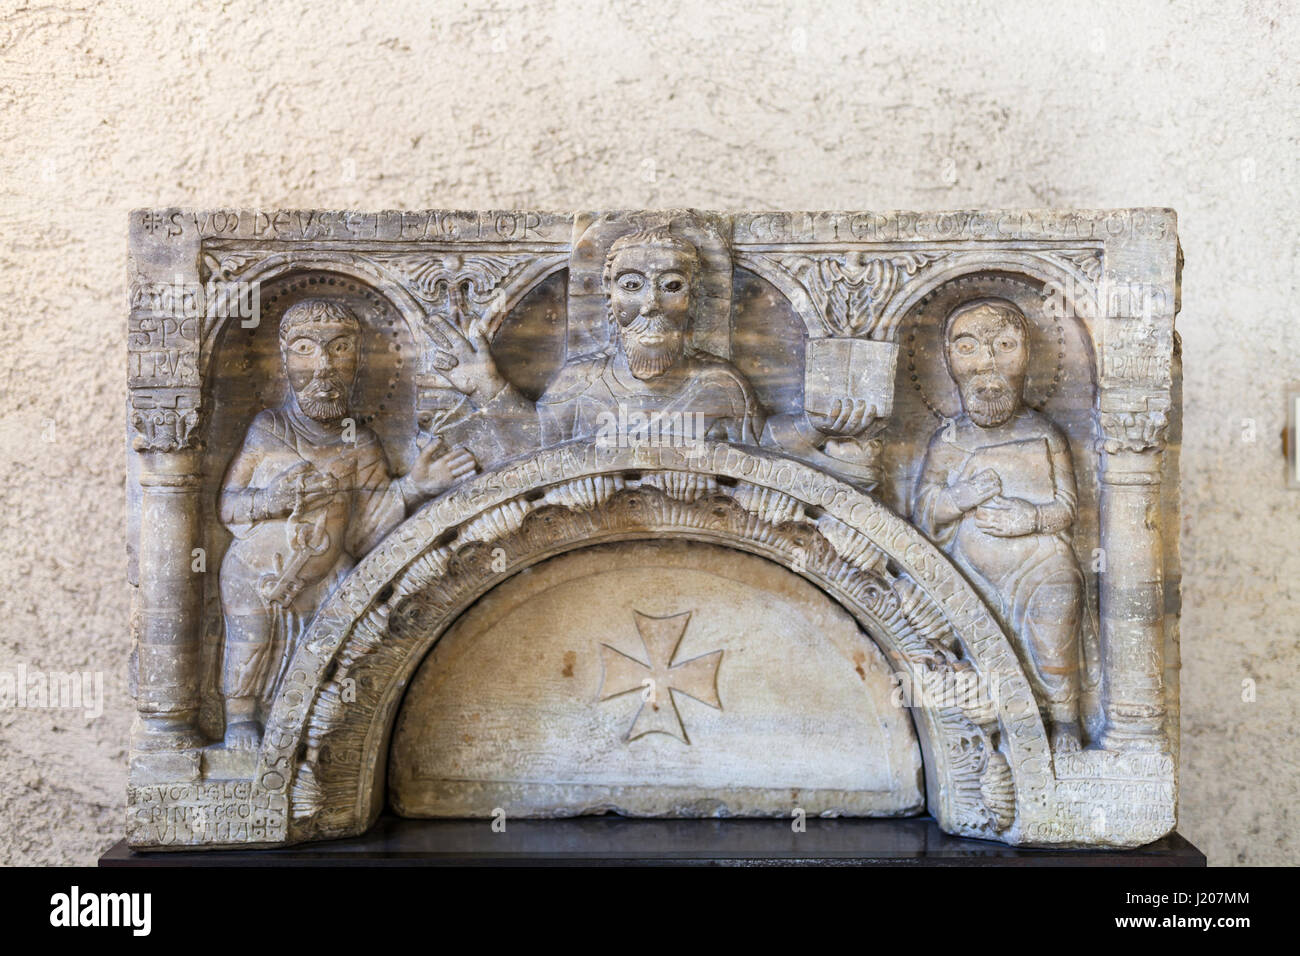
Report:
100,815,1206,866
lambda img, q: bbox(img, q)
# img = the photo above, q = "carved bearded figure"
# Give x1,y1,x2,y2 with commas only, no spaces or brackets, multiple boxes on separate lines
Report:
534,225,763,445
911,298,1085,751
432,222,878,476
217,299,475,749
436,225,765,454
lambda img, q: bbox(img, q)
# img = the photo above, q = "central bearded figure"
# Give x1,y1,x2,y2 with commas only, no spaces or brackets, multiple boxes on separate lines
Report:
536,225,762,446
431,221,879,470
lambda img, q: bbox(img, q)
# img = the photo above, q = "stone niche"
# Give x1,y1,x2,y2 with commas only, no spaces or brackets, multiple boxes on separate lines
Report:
125,208,1181,850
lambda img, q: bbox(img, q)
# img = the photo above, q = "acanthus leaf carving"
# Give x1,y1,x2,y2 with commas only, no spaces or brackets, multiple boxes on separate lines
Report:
1096,399,1170,454
1062,248,1104,283
757,250,951,337
367,251,565,338
200,251,260,286
130,389,201,452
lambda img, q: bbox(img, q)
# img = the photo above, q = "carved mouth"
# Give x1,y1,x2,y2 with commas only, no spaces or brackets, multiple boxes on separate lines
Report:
308,378,344,399
298,376,350,421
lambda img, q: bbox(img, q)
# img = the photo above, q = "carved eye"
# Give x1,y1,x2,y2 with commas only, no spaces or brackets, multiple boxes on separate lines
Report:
953,336,978,355
617,273,645,293
330,338,355,354
660,275,686,294
996,336,1019,352
290,339,317,355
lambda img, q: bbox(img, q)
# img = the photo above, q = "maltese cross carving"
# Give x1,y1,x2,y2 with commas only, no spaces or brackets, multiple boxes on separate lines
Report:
597,610,723,744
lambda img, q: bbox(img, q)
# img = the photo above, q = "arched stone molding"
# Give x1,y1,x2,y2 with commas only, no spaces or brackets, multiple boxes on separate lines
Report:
198,251,431,373
733,246,1102,347
252,442,1055,846
198,247,569,388
876,248,1102,345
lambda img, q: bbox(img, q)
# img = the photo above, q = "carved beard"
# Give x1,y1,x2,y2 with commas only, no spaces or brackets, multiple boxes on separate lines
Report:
960,372,1019,427
296,373,350,422
619,314,685,380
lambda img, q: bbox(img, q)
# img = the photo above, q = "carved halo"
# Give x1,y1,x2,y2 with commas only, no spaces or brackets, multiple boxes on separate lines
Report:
905,273,1067,421
250,272,408,434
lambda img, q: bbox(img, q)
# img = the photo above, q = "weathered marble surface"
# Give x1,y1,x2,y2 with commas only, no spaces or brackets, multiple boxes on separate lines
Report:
389,540,924,818
125,207,1180,849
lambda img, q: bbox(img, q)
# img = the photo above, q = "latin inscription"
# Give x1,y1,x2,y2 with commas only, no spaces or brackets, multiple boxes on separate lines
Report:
127,782,287,845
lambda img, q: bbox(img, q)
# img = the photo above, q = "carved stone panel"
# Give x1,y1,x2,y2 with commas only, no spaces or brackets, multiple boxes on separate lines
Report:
389,540,923,818
125,208,1181,850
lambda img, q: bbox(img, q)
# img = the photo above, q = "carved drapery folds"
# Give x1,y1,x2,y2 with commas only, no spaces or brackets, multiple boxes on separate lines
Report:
126,208,1180,851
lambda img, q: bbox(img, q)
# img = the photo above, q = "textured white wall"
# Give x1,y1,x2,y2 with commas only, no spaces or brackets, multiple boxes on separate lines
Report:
0,0,1294,865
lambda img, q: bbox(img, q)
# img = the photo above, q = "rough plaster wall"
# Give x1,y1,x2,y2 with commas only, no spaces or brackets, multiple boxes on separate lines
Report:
0,0,1294,865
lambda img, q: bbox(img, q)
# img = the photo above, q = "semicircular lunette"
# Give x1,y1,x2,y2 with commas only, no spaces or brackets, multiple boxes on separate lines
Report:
261,442,1044,845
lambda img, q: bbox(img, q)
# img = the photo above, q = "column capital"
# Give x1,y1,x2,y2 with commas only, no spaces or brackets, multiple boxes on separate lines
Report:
1096,389,1170,455
130,387,203,453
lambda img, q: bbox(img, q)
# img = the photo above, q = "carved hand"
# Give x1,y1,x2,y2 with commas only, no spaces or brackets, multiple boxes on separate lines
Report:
806,398,878,437
973,496,1038,537
262,460,337,519
407,439,477,499
426,314,508,405
949,468,1002,512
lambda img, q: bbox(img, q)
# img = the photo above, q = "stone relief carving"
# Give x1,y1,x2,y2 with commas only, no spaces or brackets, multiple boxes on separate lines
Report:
389,541,921,819
125,207,1181,851
282,449,1029,841
597,609,724,744
745,250,950,337
129,389,201,452
911,297,1084,751
425,213,884,489
216,299,476,748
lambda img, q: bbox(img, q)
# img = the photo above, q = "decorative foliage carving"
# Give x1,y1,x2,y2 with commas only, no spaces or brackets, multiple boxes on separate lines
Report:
1063,248,1104,283
1097,408,1169,454
369,251,566,335
754,250,950,337
130,390,200,452
379,252,523,310
200,251,261,285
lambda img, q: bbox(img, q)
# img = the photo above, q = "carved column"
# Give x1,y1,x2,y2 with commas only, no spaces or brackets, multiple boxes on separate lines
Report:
130,400,205,750
1096,394,1170,751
